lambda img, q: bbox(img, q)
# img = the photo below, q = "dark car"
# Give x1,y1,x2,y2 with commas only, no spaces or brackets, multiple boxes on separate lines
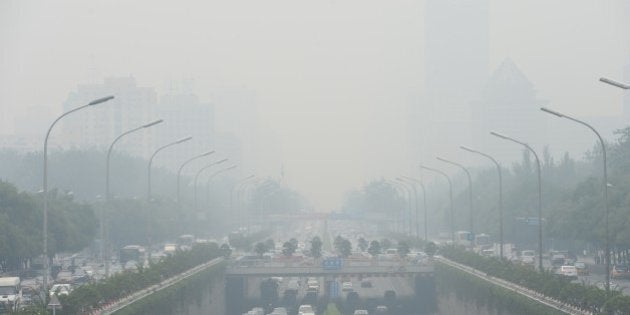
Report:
611,264,630,279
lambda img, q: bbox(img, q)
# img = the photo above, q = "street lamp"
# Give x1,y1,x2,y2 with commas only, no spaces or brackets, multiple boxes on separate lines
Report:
231,175,256,228
541,106,611,293
490,131,543,271
388,180,410,234
148,136,193,201
193,158,228,210
396,177,419,240
401,176,428,242
599,77,630,90
42,95,114,297
420,165,455,243
436,157,474,238
177,151,215,204
104,118,163,277
460,145,504,259
146,136,192,257
205,165,239,208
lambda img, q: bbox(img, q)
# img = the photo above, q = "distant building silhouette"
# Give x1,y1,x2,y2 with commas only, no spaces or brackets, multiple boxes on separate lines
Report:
409,0,489,164
471,58,548,162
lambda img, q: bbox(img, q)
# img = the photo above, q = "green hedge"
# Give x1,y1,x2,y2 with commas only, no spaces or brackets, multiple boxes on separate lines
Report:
440,246,630,314
436,263,566,315
58,242,223,314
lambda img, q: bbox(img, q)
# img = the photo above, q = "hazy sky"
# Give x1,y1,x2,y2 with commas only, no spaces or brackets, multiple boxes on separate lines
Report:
1,0,629,211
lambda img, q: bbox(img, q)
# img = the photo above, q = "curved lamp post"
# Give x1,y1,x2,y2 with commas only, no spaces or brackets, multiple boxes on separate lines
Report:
146,136,192,257
420,165,455,243
460,145,504,259
148,136,192,201
542,107,611,293
177,151,215,204
388,180,411,234
490,131,543,271
193,158,228,210
231,175,256,228
436,156,474,238
104,118,162,277
205,165,239,208
600,77,630,90
43,95,114,296
401,176,428,242
396,177,420,240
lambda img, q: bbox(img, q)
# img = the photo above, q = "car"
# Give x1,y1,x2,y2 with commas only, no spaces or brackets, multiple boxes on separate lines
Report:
342,281,353,291
298,304,315,315
520,250,535,265
611,264,630,279
269,307,288,315
574,261,589,276
551,254,566,267
353,310,369,315
375,305,388,313
361,279,373,288
557,265,578,280
49,283,72,297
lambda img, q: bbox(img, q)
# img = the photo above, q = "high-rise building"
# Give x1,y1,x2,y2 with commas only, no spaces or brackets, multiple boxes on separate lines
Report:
61,77,157,157
471,59,547,162
151,93,215,171
410,0,489,164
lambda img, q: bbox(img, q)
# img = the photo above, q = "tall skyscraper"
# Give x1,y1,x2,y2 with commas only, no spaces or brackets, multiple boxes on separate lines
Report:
410,0,489,164
61,77,157,157
471,59,547,162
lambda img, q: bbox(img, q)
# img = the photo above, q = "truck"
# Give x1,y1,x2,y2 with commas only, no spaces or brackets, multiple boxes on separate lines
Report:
0,277,22,313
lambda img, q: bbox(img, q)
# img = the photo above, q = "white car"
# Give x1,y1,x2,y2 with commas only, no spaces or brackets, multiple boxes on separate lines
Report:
342,281,353,291
49,283,72,297
354,310,369,315
557,265,578,279
298,304,315,315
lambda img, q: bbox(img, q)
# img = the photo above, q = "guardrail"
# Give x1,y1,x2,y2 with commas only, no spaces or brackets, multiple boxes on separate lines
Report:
95,257,224,315
435,256,593,315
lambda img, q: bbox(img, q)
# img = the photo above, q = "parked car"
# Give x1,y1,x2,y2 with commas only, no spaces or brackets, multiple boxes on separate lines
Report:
574,261,589,276
611,264,630,279
557,265,578,280
342,281,353,291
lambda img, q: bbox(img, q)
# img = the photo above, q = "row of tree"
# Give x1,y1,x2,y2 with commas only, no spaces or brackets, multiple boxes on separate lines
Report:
0,181,96,272
343,127,630,255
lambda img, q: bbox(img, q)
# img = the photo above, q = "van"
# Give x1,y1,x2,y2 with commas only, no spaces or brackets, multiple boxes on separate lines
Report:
0,277,21,312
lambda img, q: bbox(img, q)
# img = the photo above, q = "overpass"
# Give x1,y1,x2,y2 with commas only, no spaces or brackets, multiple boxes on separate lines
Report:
225,259,433,278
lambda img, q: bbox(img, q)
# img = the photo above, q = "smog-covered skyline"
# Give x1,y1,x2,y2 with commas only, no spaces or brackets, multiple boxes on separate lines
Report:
1,0,629,211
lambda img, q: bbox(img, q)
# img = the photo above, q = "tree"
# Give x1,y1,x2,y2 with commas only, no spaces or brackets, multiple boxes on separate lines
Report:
368,240,381,257
397,241,410,258
310,236,322,259
339,239,352,258
425,242,437,257
264,239,275,252
381,238,392,250
357,237,368,252
282,241,296,257
254,242,268,258
220,243,232,258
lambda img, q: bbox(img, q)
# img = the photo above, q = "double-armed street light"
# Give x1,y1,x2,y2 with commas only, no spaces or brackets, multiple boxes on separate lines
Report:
541,106,611,293
401,176,428,242
420,165,455,243
460,146,504,259
490,131,544,271
42,95,115,297
193,158,229,210
436,157,474,239
104,118,163,277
